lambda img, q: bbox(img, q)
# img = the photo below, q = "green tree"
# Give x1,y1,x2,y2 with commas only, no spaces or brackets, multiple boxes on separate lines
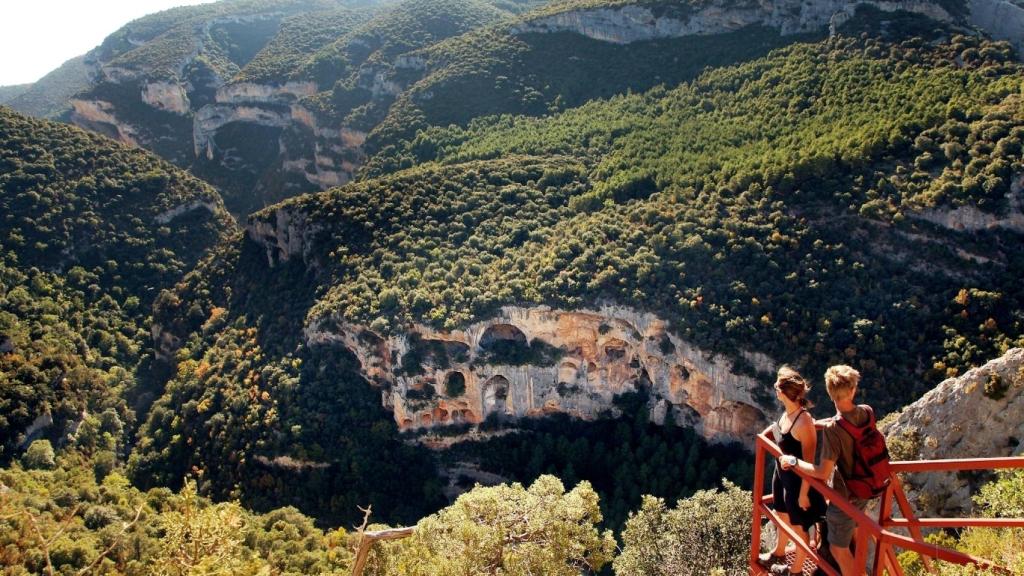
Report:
22,439,56,470
371,475,615,576
615,481,752,576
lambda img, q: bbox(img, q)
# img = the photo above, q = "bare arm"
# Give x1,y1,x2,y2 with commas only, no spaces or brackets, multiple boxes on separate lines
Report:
795,415,817,501
791,455,834,481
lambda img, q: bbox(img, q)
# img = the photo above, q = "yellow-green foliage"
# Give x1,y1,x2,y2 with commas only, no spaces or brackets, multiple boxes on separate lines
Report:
95,0,340,77
0,454,353,575
297,0,512,122
262,32,1024,412
614,481,752,576
899,471,1024,575
365,475,616,576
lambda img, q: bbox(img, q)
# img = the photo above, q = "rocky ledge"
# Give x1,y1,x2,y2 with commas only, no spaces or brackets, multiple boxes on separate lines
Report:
512,0,953,43
882,347,1024,517
916,176,1024,234
305,305,775,445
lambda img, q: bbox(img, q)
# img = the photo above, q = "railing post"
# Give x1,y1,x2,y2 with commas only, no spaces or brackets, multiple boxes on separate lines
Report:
751,436,767,569
871,483,895,575
890,475,933,573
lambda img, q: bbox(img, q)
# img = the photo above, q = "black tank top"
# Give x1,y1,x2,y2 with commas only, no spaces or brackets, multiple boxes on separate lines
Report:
779,409,806,457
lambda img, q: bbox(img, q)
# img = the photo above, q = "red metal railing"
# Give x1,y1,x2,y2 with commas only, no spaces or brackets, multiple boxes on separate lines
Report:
750,430,1024,575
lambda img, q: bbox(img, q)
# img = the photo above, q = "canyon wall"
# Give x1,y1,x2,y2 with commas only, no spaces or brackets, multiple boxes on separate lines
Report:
63,0,1017,214
303,305,774,445
969,0,1024,58
512,0,953,42
245,194,773,445
916,175,1024,234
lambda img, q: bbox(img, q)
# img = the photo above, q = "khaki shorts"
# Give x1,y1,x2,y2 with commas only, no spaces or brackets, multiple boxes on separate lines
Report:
826,497,869,548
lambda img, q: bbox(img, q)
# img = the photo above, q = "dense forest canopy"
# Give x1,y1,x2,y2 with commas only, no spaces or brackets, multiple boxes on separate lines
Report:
253,23,1024,413
0,106,234,461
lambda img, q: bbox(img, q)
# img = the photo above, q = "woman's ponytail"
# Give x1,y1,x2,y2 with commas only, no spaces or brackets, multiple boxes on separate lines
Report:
776,366,814,409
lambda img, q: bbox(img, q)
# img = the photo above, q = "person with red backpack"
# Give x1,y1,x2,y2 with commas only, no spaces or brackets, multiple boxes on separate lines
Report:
781,365,891,576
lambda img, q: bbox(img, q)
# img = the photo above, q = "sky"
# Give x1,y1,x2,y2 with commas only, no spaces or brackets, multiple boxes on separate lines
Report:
0,0,217,86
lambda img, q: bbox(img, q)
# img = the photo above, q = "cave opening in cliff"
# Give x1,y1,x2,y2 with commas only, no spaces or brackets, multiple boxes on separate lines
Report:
480,325,565,366
482,375,510,415
603,338,628,360
676,364,691,381
479,324,528,349
445,372,466,397
432,406,449,423
637,368,653,390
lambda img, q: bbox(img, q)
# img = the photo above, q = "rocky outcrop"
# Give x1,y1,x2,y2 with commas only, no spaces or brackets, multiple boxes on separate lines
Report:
17,412,54,449
247,207,324,267
881,348,1024,517
216,81,317,104
254,454,330,470
151,323,181,363
141,81,191,114
916,176,1024,234
969,0,1024,58
69,99,141,147
512,0,953,43
305,305,775,445
154,199,221,224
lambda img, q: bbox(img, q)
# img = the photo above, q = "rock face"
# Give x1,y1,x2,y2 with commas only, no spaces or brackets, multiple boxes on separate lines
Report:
512,0,954,42
305,305,775,445
70,99,142,147
247,207,324,267
154,199,221,225
916,176,1024,234
141,81,191,114
17,412,54,449
245,207,791,445
882,348,1024,517
969,0,1024,58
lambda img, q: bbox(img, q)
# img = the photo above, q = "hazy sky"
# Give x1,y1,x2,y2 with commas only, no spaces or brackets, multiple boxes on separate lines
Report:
0,0,216,86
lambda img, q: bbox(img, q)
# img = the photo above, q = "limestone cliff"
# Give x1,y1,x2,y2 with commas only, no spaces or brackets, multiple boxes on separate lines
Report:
512,0,955,42
247,207,325,268
969,0,1024,58
916,175,1024,234
242,201,777,445
302,305,774,445
882,348,1024,517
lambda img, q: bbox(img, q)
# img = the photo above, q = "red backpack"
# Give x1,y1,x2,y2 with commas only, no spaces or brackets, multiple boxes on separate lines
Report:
835,405,892,499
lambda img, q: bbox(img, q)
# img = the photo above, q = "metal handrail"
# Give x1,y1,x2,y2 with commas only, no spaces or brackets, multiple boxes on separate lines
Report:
750,430,1024,576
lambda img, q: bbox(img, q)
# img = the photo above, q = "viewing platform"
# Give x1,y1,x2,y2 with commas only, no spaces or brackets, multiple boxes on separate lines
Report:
750,428,1024,575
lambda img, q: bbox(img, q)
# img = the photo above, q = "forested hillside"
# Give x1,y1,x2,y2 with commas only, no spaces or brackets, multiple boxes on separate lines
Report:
0,107,235,462
267,23,1023,410
2,1,1024,574
128,12,1024,534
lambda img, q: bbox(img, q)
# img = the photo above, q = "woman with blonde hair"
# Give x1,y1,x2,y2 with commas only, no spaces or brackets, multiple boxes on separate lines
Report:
759,366,826,575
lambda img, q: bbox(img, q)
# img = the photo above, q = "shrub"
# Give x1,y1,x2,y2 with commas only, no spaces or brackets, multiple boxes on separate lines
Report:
22,439,56,470
614,480,752,576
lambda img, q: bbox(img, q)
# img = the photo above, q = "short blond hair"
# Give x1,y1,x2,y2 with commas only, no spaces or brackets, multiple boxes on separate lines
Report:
825,365,860,401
